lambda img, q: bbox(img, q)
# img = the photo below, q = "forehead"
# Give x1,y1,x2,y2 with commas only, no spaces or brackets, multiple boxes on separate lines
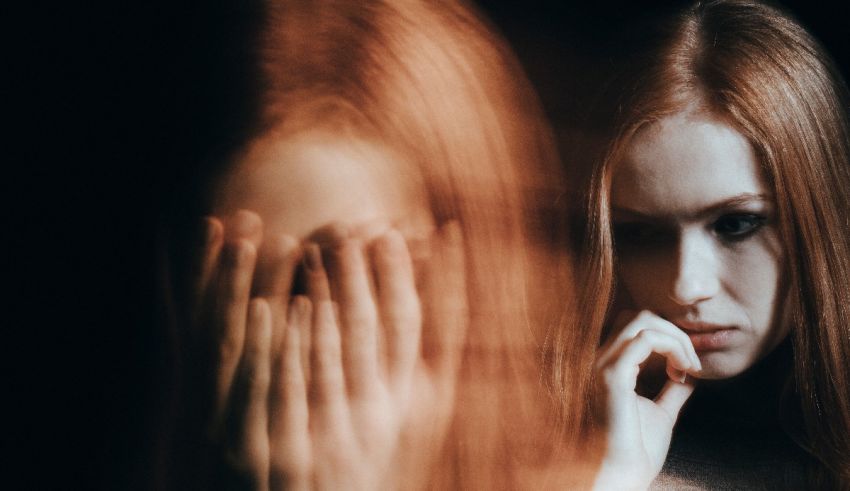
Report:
216,130,432,239
611,112,767,214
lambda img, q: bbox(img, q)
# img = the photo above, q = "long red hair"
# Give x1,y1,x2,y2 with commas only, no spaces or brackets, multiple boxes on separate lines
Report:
567,1,850,486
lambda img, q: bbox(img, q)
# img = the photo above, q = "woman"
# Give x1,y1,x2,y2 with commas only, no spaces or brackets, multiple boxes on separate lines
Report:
157,0,595,489
569,0,850,488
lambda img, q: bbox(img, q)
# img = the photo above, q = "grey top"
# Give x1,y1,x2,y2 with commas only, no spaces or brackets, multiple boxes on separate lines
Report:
651,341,816,490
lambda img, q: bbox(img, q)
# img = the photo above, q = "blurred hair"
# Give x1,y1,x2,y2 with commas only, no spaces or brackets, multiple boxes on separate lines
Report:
158,0,596,488
567,0,850,486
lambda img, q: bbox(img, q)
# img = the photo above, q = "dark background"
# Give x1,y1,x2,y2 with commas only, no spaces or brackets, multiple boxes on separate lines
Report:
14,1,847,488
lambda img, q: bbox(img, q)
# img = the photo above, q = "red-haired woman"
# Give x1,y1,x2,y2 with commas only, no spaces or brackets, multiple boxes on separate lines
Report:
575,1,850,488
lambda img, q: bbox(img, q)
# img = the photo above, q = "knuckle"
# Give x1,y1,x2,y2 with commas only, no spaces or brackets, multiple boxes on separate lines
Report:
634,329,656,343
635,310,656,324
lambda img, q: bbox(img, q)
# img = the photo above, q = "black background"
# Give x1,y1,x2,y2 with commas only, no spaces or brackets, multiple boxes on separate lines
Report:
13,1,847,488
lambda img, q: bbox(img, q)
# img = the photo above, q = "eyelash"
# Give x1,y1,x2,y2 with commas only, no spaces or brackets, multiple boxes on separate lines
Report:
712,213,767,241
611,213,768,247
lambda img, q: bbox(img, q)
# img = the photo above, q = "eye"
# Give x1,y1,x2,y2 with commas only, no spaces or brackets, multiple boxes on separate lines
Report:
713,213,766,240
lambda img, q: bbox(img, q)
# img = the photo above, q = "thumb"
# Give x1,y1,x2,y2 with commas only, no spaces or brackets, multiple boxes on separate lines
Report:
654,378,696,422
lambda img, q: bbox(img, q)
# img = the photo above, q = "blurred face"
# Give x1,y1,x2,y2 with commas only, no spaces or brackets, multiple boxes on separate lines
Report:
218,129,435,242
610,111,788,379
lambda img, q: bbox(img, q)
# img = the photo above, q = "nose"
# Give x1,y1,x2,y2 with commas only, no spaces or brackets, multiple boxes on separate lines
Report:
669,231,720,306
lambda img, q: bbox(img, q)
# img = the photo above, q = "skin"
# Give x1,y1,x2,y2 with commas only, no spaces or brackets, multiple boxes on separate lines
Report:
188,130,468,490
217,129,435,242
611,110,787,379
594,109,789,489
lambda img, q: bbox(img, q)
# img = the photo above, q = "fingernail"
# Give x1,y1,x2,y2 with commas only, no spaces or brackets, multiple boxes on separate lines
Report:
304,243,323,272
267,233,299,258
670,367,687,384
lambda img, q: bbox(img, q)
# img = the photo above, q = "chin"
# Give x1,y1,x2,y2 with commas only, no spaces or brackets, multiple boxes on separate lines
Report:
692,351,750,380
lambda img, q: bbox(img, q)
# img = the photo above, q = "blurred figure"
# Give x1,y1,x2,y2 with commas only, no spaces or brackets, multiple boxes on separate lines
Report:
157,0,597,489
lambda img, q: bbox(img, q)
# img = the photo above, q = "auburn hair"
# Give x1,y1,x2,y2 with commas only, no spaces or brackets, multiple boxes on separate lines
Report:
566,0,850,486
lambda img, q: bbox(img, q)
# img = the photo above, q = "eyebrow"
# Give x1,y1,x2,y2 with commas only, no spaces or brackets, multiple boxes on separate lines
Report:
611,193,773,221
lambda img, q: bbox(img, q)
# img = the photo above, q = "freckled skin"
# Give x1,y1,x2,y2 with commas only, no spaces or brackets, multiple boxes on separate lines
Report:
610,111,788,379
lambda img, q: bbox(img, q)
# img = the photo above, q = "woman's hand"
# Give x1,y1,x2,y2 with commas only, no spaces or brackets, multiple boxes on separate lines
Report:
272,222,467,490
189,211,467,490
187,209,284,489
592,310,701,490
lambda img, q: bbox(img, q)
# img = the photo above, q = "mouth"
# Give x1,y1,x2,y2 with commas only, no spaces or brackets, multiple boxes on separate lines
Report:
672,320,737,352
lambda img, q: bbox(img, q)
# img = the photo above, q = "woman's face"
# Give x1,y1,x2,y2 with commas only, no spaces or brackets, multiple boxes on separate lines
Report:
218,129,435,242
610,111,788,379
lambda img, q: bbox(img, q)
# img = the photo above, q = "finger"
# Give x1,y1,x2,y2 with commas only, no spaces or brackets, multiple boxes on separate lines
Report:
628,312,701,370
308,222,350,249
269,298,311,489
297,290,312,388
302,241,329,388
212,238,258,427
192,216,224,320
372,229,421,391
304,243,331,301
310,299,348,421
226,298,272,485
407,234,433,295
603,329,695,396
637,312,700,369
596,309,640,369
328,237,381,396
655,377,696,421
224,209,264,247
422,221,468,379
254,233,301,350
598,310,700,372
254,234,300,297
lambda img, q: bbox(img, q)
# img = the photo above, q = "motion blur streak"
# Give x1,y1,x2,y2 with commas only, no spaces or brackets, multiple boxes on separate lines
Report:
158,1,600,489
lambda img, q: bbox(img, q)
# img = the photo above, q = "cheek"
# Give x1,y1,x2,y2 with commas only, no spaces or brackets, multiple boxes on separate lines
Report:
721,241,784,333
615,251,675,309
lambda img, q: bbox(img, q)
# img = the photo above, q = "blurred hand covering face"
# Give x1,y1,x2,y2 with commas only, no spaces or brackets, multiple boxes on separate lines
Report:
158,0,599,489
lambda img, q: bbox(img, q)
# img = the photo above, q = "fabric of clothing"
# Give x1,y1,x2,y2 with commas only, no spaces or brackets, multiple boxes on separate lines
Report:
651,340,816,490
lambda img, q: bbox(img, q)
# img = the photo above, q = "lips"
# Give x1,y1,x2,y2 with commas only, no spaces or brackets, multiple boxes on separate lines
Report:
672,320,737,351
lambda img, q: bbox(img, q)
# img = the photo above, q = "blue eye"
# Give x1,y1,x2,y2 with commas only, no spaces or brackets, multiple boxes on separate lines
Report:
713,214,766,240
